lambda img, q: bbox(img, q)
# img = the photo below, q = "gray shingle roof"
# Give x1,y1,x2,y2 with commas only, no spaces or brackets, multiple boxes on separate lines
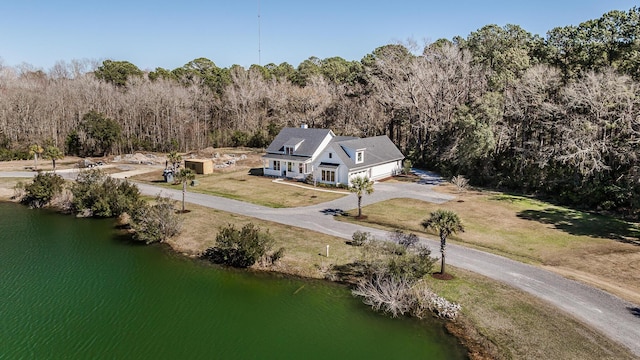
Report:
265,128,334,157
330,135,404,171
282,137,305,148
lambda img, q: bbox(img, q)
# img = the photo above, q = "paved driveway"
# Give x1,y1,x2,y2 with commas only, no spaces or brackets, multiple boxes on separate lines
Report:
3,170,640,356
135,179,640,357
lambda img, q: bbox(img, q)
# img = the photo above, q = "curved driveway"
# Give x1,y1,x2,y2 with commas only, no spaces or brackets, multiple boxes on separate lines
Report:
136,180,640,357
2,170,639,355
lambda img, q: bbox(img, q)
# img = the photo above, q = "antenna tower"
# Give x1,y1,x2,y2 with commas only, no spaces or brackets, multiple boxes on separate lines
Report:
258,0,261,65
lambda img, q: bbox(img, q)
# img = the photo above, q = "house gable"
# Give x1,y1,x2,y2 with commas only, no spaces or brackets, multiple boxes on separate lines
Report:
265,128,334,158
333,136,403,171
262,127,336,180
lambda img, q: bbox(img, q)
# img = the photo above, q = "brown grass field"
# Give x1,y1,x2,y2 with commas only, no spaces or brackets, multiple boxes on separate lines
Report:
339,182,640,306
425,267,635,360
131,168,348,208
168,201,635,360
164,202,361,278
2,155,638,359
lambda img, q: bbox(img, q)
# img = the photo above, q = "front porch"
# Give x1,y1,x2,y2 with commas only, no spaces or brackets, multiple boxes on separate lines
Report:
263,158,312,181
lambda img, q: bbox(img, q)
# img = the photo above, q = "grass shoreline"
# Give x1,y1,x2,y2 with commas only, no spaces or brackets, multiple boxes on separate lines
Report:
1,176,636,359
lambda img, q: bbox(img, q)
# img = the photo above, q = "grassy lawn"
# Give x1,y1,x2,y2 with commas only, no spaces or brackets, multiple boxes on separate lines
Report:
0,177,25,186
168,202,635,360
426,267,635,360
338,184,640,305
131,168,348,208
165,202,361,278
0,178,24,198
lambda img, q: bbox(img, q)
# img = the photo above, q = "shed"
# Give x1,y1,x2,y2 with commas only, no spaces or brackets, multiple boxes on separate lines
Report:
184,159,213,174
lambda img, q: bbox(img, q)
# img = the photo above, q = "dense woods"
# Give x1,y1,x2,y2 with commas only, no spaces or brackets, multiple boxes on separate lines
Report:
1,7,639,215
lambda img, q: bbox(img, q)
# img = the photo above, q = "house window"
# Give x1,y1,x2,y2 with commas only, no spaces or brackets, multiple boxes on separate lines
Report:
329,152,332,159
299,163,304,173
273,161,280,171
356,151,364,164
322,170,335,182
285,146,293,155
287,162,293,172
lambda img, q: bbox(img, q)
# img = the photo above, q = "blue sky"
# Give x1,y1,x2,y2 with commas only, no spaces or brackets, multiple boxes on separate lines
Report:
1,0,637,71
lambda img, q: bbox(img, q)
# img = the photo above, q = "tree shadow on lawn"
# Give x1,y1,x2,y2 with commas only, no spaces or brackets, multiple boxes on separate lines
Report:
517,207,640,245
247,168,263,176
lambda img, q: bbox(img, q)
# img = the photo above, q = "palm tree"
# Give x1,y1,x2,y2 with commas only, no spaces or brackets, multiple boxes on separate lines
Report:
176,168,195,212
349,176,374,218
167,150,182,172
421,209,464,275
42,145,64,171
28,144,44,171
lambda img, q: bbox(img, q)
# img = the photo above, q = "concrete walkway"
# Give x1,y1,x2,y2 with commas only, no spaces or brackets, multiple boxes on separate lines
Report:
3,170,640,356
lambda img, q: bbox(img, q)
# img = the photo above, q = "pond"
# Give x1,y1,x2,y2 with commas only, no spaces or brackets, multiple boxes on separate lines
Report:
0,202,467,359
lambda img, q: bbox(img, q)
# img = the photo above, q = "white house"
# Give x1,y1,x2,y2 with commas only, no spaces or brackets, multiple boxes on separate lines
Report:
262,126,335,180
263,126,404,186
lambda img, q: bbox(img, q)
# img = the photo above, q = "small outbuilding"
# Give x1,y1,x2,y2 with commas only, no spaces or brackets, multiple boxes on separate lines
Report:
184,159,214,175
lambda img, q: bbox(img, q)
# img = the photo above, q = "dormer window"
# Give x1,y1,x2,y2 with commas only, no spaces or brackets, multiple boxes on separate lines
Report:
356,151,364,164
329,152,332,159
283,138,304,155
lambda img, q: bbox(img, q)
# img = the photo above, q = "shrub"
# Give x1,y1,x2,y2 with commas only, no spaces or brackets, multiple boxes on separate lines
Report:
402,159,413,175
12,181,26,201
131,195,183,244
231,130,249,147
350,230,372,246
0,147,30,161
357,235,435,281
202,223,283,268
247,130,268,148
357,238,409,276
388,229,419,249
22,173,65,208
387,245,436,281
71,169,143,217
451,175,469,192
268,247,286,265
382,241,406,256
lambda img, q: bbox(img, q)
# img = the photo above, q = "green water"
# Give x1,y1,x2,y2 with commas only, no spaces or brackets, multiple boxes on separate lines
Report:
0,202,467,359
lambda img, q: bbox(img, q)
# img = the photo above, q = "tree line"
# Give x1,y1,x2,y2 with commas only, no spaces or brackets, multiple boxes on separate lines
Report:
1,7,639,215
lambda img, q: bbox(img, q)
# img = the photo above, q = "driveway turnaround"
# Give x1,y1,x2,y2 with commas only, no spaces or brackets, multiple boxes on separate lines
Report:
2,170,639,356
